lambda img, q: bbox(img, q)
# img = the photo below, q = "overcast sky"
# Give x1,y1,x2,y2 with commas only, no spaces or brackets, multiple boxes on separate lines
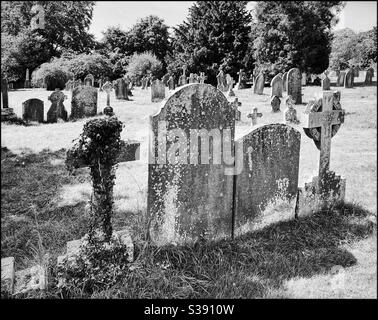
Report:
89,1,377,40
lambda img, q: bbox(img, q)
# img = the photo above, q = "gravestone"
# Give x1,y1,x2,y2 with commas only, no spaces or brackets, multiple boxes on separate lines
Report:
114,78,129,100
199,72,206,84
24,68,31,88
234,124,301,235
230,97,241,121
284,95,300,124
189,73,198,84
141,77,147,89
147,84,235,245
162,74,169,87
22,99,44,123
321,74,331,90
287,68,302,104
226,77,235,97
301,91,346,214
344,69,354,88
270,95,281,113
70,86,98,120
216,69,227,92
47,90,68,123
270,74,283,97
151,79,165,102
102,81,113,108
352,67,359,77
253,73,265,95
301,72,307,86
282,72,288,92
365,68,374,85
168,75,176,90
247,108,262,126
235,69,247,90
336,71,346,87
98,78,103,91
84,74,94,87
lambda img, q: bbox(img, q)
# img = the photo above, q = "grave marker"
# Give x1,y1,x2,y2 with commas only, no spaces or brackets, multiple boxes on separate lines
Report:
321,73,331,90
270,95,281,113
151,79,165,102
344,69,354,88
253,73,265,95
287,68,302,104
270,74,283,97
247,108,263,126
47,90,68,123
84,74,94,87
114,78,129,100
70,85,98,119
282,72,288,92
336,71,346,87
22,99,44,123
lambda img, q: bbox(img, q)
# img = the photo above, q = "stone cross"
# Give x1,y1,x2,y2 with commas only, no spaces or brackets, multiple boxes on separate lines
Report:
302,91,345,189
247,108,263,126
227,78,236,97
102,81,113,107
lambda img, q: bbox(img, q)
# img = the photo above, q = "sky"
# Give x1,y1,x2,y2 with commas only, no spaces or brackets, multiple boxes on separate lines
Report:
89,1,377,40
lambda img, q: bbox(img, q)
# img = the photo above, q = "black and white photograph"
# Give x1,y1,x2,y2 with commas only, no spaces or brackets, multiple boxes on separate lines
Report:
1,0,377,304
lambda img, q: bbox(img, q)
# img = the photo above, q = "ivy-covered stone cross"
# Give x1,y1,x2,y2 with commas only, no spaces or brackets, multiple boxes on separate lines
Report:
66,115,140,243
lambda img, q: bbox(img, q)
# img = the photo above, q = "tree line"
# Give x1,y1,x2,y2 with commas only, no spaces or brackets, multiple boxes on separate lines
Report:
1,1,376,87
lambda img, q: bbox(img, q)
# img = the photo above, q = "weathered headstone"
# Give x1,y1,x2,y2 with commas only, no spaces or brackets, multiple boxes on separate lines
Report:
70,86,98,120
216,69,227,92
284,95,300,124
336,71,346,87
270,74,283,97
344,69,354,88
47,90,68,123
247,108,263,126
22,99,44,123
253,73,265,95
141,77,147,89
229,97,241,121
270,95,281,113
162,74,169,87
147,84,235,245
199,72,206,84
102,81,113,108
235,69,247,90
234,124,301,235
321,73,331,90
282,72,288,92
151,79,165,102
301,72,307,86
364,68,374,85
84,74,94,87
301,91,346,214
226,77,236,97
24,68,31,88
168,75,176,90
114,78,129,100
287,68,302,104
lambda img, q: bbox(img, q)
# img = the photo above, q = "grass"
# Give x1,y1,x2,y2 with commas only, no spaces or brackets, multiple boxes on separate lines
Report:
1,79,376,298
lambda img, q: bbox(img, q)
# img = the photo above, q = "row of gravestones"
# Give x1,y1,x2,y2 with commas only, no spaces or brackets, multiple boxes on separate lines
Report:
145,83,346,245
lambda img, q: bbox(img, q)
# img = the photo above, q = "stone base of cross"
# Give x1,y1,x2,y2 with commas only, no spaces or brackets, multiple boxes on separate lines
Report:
247,108,263,126
298,91,346,215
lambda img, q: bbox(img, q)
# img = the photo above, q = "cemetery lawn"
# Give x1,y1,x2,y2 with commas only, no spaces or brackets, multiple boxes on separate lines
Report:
1,82,376,298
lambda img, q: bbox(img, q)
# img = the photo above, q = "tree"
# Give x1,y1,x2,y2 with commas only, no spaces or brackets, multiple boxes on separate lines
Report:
126,52,163,81
168,1,252,84
1,1,96,81
252,1,344,77
330,27,377,70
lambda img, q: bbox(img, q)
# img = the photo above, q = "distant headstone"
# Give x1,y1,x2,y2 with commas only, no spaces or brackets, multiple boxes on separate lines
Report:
226,77,236,97
321,74,331,90
84,74,94,87
365,67,374,85
270,74,283,97
162,74,169,87
102,81,113,108
301,72,307,86
114,78,129,100
336,71,346,87
141,77,147,89
22,99,44,123
284,95,300,124
253,73,265,95
216,69,227,92
344,69,354,88
70,86,98,120
234,124,301,235
229,97,241,121
287,68,302,104
282,72,288,92
168,75,176,90
235,69,247,90
147,83,235,245
24,68,30,88
151,79,165,102
270,95,281,113
188,73,198,84
98,78,103,91
199,72,206,84
47,90,68,123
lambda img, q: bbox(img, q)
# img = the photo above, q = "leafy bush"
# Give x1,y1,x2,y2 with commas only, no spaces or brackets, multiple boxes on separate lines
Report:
33,58,73,90
126,52,163,81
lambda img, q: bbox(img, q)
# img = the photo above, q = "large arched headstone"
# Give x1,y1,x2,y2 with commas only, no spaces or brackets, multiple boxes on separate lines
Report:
147,84,236,245
287,68,302,104
270,74,283,97
234,124,301,235
22,98,44,123
70,85,98,119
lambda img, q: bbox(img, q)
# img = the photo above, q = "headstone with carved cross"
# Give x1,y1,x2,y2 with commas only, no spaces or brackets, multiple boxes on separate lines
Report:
299,91,346,215
247,108,263,126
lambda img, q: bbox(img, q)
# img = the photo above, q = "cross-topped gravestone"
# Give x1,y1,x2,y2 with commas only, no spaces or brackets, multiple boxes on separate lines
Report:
247,108,262,126
227,77,236,97
47,90,68,123
302,91,345,197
